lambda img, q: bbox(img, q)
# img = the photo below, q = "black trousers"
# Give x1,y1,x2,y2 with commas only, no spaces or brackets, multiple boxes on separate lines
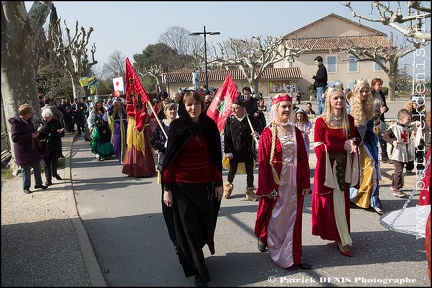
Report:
227,158,254,187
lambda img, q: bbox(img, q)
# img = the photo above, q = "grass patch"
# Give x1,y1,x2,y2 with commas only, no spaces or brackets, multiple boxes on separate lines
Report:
1,158,66,179
1,168,14,179
58,158,66,169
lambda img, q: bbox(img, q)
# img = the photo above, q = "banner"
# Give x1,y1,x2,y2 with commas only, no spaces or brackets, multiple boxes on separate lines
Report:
125,57,150,132
206,74,239,132
113,77,124,93
79,73,98,95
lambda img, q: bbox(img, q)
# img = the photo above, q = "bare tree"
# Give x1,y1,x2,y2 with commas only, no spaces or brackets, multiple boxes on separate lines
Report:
211,36,314,93
1,1,52,170
50,18,97,100
101,50,125,79
343,1,431,41
342,1,431,100
335,35,420,100
137,64,164,93
159,26,202,56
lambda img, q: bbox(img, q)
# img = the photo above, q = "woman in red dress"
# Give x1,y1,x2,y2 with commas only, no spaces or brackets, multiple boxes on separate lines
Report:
312,87,359,257
254,93,312,270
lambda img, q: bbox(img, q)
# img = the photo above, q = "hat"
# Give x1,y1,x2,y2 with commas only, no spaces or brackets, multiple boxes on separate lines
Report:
272,93,292,105
158,91,169,101
233,95,246,107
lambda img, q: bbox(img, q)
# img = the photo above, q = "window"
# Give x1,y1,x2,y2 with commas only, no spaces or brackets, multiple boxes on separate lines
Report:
374,59,384,71
269,81,292,93
348,55,359,72
327,56,337,73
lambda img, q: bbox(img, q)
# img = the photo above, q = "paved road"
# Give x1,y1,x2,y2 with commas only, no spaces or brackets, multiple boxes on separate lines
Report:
70,123,429,287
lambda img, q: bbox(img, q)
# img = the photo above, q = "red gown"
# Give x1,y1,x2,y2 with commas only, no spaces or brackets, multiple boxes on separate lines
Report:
311,116,357,245
254,125,310,268
122,96,156,177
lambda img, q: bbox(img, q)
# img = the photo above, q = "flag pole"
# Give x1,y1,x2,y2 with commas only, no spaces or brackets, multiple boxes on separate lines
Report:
246,115,259,145
146,101,168,139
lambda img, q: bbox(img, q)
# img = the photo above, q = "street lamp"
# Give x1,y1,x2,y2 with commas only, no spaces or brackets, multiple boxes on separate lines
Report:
189,26,220,91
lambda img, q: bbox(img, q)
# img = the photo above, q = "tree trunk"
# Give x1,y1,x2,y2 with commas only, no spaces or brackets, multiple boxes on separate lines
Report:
1,1,51,169
388,62,399,101
68,71,85,100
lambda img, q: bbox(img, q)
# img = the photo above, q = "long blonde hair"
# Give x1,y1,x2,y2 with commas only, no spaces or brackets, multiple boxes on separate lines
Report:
350,79,374,127
322,87,350,136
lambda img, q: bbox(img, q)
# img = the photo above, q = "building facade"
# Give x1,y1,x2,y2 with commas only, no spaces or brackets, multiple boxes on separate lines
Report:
162,13,391,100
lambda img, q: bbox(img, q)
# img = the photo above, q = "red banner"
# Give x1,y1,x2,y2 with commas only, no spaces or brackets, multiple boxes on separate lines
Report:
206,74,239,132
125,58,150,132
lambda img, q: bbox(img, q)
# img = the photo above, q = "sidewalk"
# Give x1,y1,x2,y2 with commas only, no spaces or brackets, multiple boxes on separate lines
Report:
1,130,426,286
1,133,106,287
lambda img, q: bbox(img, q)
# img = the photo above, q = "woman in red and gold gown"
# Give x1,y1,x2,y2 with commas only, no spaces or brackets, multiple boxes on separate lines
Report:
121,90,156,178
312,87,359,257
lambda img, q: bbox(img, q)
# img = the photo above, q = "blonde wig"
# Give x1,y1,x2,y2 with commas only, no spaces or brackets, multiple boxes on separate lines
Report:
350,79,374,127
321,87,350,136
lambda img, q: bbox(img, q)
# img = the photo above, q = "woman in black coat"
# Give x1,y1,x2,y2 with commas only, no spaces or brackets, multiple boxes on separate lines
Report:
38,108,65,186
161,91,223,287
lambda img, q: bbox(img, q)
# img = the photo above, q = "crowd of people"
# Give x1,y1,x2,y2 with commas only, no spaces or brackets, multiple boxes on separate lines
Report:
8,55,430,286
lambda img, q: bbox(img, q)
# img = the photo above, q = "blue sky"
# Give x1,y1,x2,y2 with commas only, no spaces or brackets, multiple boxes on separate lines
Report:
26,1,430,76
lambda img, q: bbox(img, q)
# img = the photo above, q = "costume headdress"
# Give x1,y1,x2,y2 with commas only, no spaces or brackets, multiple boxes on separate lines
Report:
272,93,292,105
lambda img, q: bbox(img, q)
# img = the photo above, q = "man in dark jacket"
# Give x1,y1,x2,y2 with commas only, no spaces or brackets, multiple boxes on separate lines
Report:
311,56,328,115
223,97,260,201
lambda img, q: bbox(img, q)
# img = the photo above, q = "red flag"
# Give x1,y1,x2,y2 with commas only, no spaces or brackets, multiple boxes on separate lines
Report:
150,101,159,119
206,74,239,132
125,58,150,132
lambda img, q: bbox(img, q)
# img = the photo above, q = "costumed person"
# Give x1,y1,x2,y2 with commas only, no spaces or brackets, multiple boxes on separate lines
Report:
88,101,114,161
122,59,156,178
161,90,223,287
222,96,260,201
383,108,417,198
312,87,358,257
108,98,128,164
254,93,312,270
294,108,312,158
150,102,178,184
348,80,383,215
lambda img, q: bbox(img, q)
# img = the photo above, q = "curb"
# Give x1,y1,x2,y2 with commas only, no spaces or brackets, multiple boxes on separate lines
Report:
66,133,107,287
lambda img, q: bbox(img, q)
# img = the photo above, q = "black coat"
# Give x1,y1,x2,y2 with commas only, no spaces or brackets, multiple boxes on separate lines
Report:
38,118,65,159
162,114,222,182
150,122,169,171
223,114,258,162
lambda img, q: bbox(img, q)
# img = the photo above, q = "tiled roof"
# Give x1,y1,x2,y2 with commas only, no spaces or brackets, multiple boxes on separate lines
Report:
283,34,394,51
284,13,387,38
163,67,302,83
